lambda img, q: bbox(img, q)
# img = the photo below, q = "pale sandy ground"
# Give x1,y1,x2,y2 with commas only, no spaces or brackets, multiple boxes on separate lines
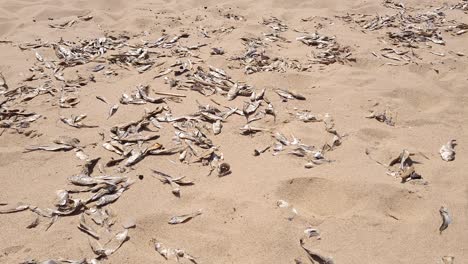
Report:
0,0,467,263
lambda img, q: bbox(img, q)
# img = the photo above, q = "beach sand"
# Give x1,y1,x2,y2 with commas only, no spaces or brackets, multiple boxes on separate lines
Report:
0,0,467,263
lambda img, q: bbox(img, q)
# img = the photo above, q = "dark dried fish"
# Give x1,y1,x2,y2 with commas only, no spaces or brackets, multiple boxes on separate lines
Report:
439,206,451,234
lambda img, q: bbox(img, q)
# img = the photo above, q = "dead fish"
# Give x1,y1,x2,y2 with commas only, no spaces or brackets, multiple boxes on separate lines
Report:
154,68,172,79
243,100,261,116
26,216,40,229
154,170,193,197
91,65,105,72
154,242,197,263
441,256,455,264
35,52,44,62
60,114,97,128
210,47,225,55
297,111,321,122
53,198,83,216
125,148,148,166
275,89,305,101
25,144,74,152
75,149,89,160
227,83,241,101
89,229,128,257
439,206,451,234
108,104,119,119
96,96,109,104
218,162,231,177
78,213,99,239
54,136,80,147
137,64,152,73
240,125,269,135
0,203,29,214
81,157,100,176
69,175,101,186
102,142,123,155
304,228,320,238
439,140,456,161
168,209,202,224
276,200,289,208
299,239,334,264
253,145,270,156
96,188,125,207
54,190,69,207
213,120,222,135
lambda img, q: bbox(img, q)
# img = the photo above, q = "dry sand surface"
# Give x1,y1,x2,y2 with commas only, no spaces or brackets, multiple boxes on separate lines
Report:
0,0,467,263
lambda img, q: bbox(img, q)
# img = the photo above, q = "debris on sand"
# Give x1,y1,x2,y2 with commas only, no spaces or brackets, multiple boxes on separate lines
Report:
439,140,456,161
439,206,452,234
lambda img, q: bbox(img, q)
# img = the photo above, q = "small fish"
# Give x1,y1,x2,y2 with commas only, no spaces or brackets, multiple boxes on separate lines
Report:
54,190,69,207
210,47,224,55
253,145,270,156
78,214,99,239
92,64,105,72
96,188,125,207
25,144,75,152
35,52,44,62
213,120,222,135
168,209,202,224
227,83,241,101
75,149,89,160
276,200,289,208
154,68,172,79
96,96,109,104
439,206,451,234
304,228,320,238
442,256,455,264
0,203,29,214
439,140,456,161
108,104,119,119
137,64,152,73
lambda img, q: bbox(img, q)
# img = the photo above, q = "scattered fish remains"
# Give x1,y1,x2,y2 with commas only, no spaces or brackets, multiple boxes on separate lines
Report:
0,1,464,262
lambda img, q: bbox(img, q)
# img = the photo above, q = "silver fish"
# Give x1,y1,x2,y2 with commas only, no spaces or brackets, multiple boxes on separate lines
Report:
78,214,99,239
96,188,125,207
54,190,69,207
0,203,29,214
439,206,451,234
168,209,202,225
25,144,74,152
212,120,222,135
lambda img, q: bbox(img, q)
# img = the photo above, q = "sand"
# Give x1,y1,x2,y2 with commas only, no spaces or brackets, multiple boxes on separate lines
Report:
0,0,467,263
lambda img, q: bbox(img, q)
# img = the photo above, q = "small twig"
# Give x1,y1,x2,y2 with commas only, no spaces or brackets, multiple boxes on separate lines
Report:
152,91,186,98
